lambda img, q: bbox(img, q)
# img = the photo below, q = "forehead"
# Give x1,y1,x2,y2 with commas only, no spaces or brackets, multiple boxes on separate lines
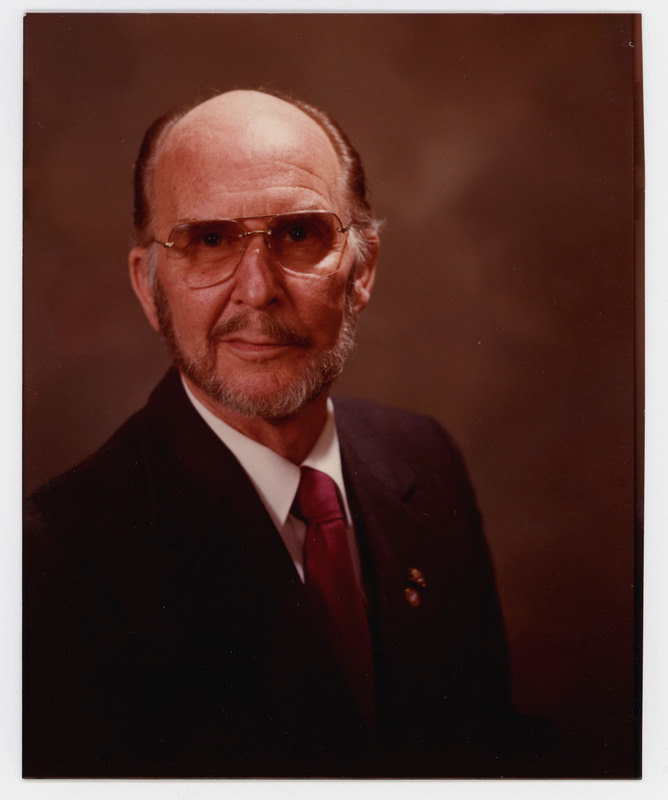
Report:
152,92,345,221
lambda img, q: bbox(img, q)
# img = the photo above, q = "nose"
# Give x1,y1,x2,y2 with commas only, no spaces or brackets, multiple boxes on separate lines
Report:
229,234,282,310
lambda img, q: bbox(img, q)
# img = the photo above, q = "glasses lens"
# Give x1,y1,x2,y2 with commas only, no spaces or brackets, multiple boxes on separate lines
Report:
267,212,343,274
167,220,244,287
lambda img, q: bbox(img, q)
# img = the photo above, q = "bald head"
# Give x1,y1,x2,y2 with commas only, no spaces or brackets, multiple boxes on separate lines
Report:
132,88,378,264
162,90,339,163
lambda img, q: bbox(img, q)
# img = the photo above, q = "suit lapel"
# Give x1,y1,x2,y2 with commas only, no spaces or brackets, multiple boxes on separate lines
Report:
336,408,440,615
334,400,464,722
142,368,308,620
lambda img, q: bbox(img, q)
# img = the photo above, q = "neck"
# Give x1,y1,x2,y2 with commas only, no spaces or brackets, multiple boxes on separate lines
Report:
183,375,330,465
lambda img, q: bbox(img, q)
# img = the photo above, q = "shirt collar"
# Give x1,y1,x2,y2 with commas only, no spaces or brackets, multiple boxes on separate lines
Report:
182,378,349,530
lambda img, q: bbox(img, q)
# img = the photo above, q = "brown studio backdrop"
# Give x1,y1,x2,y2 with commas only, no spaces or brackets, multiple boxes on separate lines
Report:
23,13,641,776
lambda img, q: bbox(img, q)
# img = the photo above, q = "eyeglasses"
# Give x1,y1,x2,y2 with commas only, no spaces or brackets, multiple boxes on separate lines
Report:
154,211,350,288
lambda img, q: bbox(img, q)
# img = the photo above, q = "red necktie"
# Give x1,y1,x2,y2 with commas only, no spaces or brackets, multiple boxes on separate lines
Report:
292,467,375,727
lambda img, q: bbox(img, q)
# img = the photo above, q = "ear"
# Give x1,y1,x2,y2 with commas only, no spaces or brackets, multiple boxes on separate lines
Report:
350,230,379,314
129,246,161,332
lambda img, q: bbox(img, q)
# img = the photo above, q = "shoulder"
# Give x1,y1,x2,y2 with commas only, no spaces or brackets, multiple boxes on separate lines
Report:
23,407,155,582
23,370,235,612
26,410,147,514
24,370,185,544
332,396,480,519
333,396,441,438
23,368,253,554
25,370,195,518
333,396,465,467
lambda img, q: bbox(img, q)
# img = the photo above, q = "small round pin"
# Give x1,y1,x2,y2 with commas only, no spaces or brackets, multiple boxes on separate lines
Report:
405,587,421,607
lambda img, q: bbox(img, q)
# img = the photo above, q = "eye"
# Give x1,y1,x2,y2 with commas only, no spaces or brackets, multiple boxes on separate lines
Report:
200,231,223,248
286,224,309,243
272,216,329,247
186,221,241,250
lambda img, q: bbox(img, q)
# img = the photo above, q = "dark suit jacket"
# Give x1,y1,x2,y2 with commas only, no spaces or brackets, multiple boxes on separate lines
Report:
23,369,549,778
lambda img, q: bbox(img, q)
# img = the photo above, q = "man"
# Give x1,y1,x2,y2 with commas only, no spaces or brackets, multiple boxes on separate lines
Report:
23,89,550,778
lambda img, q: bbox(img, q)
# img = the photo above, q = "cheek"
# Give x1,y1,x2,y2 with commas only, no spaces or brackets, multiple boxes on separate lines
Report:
161,281,230,341
291,281,350,345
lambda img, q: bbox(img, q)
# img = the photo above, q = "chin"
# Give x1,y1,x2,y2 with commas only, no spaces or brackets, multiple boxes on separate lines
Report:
196,371,329,420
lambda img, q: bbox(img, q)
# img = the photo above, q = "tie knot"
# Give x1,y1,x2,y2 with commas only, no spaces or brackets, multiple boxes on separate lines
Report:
292,468,344,525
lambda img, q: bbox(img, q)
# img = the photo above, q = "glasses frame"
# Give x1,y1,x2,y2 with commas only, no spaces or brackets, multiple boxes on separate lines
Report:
153,210,351,284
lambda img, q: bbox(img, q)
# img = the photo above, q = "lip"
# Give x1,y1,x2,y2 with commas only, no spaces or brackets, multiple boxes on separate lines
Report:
220,337,300,357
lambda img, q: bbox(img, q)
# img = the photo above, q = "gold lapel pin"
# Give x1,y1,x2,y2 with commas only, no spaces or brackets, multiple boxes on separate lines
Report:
405,567,427,607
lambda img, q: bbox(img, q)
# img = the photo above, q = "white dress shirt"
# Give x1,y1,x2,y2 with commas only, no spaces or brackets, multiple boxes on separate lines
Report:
183,379,363,588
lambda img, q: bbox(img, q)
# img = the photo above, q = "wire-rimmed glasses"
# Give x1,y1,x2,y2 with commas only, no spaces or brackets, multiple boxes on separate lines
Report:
153,210,350,288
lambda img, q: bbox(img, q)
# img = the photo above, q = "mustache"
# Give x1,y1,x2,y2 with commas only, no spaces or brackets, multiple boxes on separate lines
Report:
209,312,311,347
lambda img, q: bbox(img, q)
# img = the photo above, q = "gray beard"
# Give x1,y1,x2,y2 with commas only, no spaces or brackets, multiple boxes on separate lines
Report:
152,279,358,420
